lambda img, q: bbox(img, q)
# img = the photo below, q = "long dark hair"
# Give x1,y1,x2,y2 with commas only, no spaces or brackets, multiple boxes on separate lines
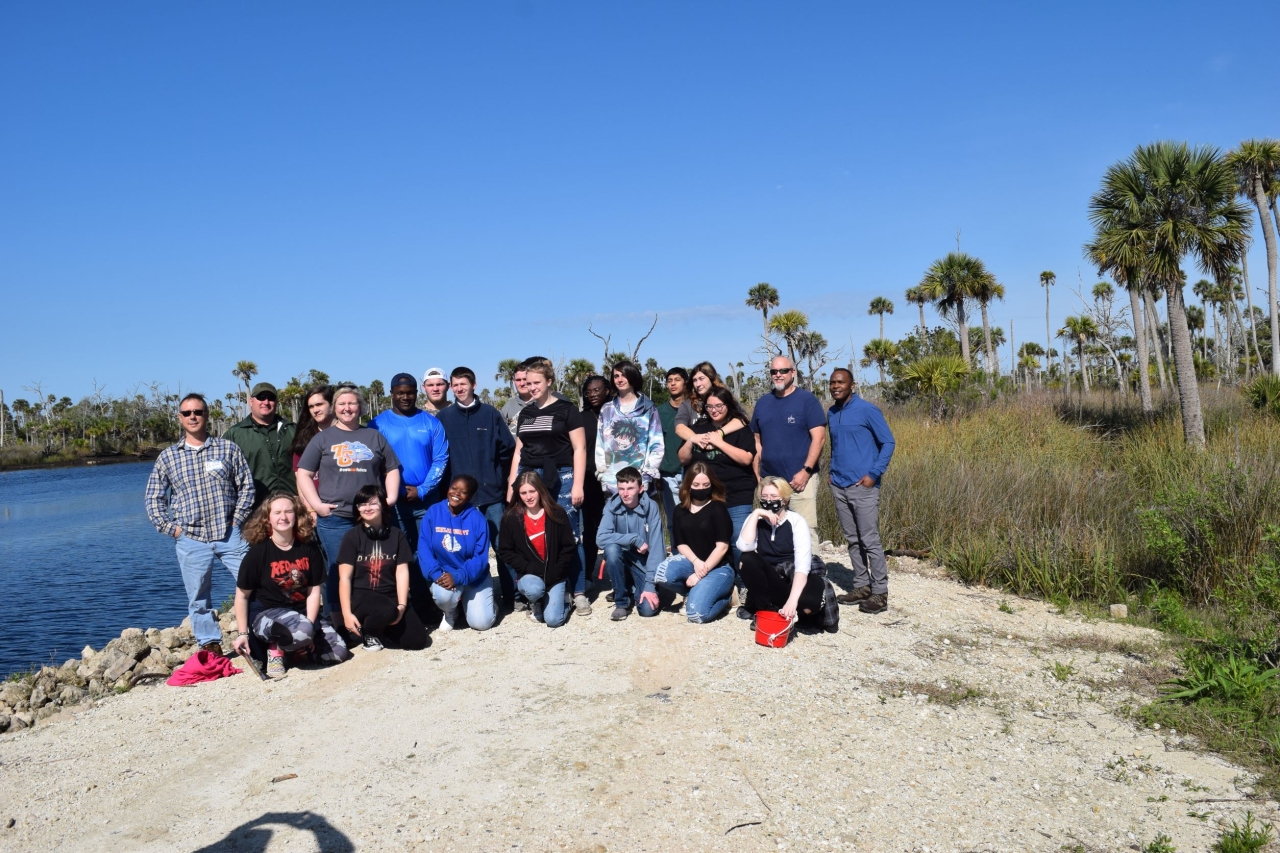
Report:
610,361,644,397
679,462,726,509
703,387,749,428
505,471,568,525
291,384,334,456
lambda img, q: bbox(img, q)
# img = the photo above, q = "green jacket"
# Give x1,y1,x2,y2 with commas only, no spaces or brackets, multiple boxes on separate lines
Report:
224,415,297,500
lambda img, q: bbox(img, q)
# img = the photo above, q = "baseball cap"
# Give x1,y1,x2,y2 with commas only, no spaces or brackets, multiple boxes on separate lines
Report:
423,367,447,383
249,382,278,399
390,372,416,389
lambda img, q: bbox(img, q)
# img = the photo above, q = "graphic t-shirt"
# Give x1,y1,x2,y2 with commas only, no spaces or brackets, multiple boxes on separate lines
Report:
523,511,547,560
517,398,584,468
672,502,733,563
690,421,758,507
237,539,326,611
749,388,826,480
297,425,401,517
337,525,413,595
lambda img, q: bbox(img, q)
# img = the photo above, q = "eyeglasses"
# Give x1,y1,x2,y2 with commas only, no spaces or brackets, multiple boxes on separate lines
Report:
705,403,727,411
180,409,206,417
769,368,794,376
253,394,276,402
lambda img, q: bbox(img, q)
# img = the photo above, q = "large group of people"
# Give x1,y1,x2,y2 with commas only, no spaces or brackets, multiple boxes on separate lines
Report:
144,354,895,677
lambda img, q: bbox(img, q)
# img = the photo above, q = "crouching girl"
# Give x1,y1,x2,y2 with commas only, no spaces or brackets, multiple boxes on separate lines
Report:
420,475,497,631
337,485,427,652
232,493,350,678
498,471,576,627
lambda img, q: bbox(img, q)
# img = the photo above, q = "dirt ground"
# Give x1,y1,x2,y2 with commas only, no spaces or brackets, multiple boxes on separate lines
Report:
1,555,1277,852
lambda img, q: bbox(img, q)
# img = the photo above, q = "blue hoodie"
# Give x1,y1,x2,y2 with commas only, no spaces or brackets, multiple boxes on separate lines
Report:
595,492,666,577
371,408,450,504
418,501,491,587
827,394,895,487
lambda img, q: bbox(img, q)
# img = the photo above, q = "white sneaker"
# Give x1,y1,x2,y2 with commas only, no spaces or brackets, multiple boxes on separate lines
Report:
362,635,384,652
574,594,592,616
443,608,457,629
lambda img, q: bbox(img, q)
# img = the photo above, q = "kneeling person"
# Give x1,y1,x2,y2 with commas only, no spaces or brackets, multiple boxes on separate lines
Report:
596,466,665,621
337,485,427,651
638,463,735,623
420,475,497,631
499,472,576,627
232,493,351,678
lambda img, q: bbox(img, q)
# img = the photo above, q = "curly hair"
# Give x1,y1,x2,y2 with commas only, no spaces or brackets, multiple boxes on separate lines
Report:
242,492,316,545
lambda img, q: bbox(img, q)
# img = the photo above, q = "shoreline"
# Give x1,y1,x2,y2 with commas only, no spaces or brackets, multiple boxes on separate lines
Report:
0,453,157,474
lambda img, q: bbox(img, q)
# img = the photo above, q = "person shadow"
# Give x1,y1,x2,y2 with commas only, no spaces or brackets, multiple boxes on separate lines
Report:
191,811,354,852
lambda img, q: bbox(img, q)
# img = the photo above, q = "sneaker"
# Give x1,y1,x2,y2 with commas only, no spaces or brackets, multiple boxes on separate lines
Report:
442,608,457,629
859,592,889,614
362,635,384,652
266,646,286,679
610,605,630,621
200,641,225,657
836,587,873,606
512,599,530,613
574,594,592,616
529,604,543,623
736,606,753,621
730,587,741,608
605,591,616,603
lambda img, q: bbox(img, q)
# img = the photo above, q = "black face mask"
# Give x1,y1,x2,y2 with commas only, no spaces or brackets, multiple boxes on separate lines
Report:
759,499,784,513
690,486,713,501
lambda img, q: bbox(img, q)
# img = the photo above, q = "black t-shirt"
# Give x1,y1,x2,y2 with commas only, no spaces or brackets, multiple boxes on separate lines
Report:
517,398,584,467
672,501,733,563
337,525,413,595
690,421,758,507
237,539,326,611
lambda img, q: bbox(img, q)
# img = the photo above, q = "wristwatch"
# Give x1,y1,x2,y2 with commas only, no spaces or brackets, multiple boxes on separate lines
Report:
803,465,818,475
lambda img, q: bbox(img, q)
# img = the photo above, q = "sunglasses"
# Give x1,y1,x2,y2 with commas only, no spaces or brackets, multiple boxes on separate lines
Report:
769,368,793,376
180,409,206,417
253,394,277,402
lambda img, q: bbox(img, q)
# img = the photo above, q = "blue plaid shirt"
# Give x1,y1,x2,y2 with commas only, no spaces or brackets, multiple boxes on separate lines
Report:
144,436,255,543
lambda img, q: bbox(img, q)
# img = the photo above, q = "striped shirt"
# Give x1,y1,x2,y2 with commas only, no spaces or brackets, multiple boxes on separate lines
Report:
144,436,255,543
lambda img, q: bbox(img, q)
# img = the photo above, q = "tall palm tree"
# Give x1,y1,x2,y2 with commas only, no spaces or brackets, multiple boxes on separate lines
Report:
970,269,1005,377
1226,139,1280,375
921,252,985,366
868,296,894,340
1040,271,1056,377
1184,305,1207,368
495,359,521,385
904,285,930,345
745,283,780,339
231,360,258,417
1063,315,1098,394
860,338,898,386
1086,242,1155,413
1089,141,1250,449
767,309,810,376
796,330,829,390
1192,278,1214,359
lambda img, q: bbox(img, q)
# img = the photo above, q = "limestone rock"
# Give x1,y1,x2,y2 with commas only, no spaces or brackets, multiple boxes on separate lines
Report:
1109,603,1129,619
10,712,31,731
160,628,180,650
88,679,103,696
0,682,32,709
0,713,8,733
102,653,137,683
120,627,144,641
117,634,151,662
81,645,96,660
27,687,48,710
145,628,163,648
58,686,86,706
35,706,59,722
163,649,189,668
180,616,192,630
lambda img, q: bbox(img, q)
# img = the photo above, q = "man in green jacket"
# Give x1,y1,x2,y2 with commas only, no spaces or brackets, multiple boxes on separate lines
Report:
224,382,297,508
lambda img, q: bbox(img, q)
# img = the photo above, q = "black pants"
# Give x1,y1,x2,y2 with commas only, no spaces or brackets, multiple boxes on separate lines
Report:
350,587,428,650
738,552,827,623
581,478,606,585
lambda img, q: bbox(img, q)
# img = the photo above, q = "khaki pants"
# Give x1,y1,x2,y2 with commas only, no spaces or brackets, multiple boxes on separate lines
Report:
788,479,819,533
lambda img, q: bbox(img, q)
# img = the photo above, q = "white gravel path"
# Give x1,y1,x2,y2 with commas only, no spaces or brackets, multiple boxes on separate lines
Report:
1,555,1276,852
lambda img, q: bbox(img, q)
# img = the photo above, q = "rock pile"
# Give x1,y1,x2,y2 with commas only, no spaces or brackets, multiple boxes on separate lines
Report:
0,610,240,735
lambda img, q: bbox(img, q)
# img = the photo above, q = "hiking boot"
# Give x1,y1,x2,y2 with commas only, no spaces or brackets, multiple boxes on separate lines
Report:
610,605,630,621
836,587,872,605
574,594,592,616
200,641,225,657
859,592,889,614
266,646,286,679
362,635,384,653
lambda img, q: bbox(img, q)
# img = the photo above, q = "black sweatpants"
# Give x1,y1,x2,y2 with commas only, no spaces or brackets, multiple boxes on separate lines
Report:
581,478,606,585
350,587,428,650
738,551,827,623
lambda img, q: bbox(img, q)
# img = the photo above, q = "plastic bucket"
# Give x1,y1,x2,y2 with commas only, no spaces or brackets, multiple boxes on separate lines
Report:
754,611,794,648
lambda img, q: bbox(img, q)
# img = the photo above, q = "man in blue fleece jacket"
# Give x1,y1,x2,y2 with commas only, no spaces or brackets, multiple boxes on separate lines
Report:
596,467,666,621
826,368,896,614
418,476,495,631
371,373,450,551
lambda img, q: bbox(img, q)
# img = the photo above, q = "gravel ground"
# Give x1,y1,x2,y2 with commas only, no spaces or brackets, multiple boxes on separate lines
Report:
1,553,1277,853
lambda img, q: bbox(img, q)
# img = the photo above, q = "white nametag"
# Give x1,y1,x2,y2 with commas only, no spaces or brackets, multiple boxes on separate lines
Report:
205,460,225,474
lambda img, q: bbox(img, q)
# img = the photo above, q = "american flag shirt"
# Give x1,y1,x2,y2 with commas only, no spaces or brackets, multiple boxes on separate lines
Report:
144,436,255,542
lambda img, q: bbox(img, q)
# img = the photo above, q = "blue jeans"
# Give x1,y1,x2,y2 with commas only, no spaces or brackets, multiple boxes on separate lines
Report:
520,465,586,596
431,577,497,631
638,556,735,623
174,528,250,646
315,513,355,616
726,503,753,571
480,501,518,608
516,574,569,628
392,500,429,552
603,543,648,610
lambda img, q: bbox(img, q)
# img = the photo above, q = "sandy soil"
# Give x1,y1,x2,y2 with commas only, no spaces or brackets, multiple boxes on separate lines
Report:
1,554,1276,853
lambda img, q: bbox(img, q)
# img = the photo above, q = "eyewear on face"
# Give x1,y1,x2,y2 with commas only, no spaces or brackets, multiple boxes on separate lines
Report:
357,501,381,510
705,403,727,411
253,394,277,403
180,409,206,418
769,368,793,376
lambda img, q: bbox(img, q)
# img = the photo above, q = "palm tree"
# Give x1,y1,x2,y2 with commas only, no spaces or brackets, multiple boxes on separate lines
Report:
1088,142,1251,448
1040,271,1056,377
767,309,810,373
970,268,1005,377
1192,278,1215,360
495,359,520,385
860,338,898,386
746,283,780,339
900,354,969,419
1184,304,1207,362
904,285,930,345
796,330,829,390
564,358,596,394
921,252,986,367
1226,139,1280,375
232,360,258,417
1063,315,1098,394
868,296,894,340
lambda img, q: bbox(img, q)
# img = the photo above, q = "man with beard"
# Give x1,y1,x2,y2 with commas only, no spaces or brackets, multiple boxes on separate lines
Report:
749,356,826,532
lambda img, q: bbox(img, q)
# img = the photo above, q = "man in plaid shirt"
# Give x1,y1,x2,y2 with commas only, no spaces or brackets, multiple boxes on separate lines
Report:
145,392,255,656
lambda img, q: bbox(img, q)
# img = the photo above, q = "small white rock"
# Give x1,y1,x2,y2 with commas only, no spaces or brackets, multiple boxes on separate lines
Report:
1109,603,1128,619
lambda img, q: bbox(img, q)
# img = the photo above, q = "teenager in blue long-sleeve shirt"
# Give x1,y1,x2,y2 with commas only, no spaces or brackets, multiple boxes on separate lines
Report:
371,373,450,553
419,475,495,631
826,368,895,613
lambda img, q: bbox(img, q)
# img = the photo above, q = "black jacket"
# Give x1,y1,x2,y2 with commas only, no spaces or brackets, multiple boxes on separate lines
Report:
498,509,576,589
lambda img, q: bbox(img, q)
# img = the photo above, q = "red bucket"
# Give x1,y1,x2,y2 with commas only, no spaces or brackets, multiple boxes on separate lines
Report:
754,611,795,648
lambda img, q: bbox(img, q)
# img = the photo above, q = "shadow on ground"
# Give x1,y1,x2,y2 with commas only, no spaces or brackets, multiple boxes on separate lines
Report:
191,811,354,852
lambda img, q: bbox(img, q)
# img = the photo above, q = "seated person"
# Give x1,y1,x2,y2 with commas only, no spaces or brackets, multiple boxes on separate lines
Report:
736,477,839,634
337,485,427,651
232,492,350,678
419,475,497,631
596,466,665,621
498,471,576,628
638,463,735,623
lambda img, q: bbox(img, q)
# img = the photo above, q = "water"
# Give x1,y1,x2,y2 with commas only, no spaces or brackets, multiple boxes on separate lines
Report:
0,462,238,677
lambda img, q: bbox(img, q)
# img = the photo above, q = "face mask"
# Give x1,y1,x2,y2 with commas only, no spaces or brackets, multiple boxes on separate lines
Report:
690,486,713,501
759,499,784,513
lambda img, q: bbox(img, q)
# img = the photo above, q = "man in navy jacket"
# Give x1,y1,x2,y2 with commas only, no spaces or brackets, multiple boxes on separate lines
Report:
437,367,518,611
826,368,896,614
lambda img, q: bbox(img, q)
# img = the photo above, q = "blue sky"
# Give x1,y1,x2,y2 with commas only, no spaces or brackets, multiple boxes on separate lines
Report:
3,1,1278,402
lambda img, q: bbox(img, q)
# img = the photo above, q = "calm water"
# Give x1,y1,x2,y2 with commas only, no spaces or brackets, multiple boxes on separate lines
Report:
0,462,238,677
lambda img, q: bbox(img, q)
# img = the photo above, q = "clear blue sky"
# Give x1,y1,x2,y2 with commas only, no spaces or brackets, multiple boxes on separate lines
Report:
3,1,1278,402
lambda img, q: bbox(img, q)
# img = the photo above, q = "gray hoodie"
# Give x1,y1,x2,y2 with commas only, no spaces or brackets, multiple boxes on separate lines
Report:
595,492,666,576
